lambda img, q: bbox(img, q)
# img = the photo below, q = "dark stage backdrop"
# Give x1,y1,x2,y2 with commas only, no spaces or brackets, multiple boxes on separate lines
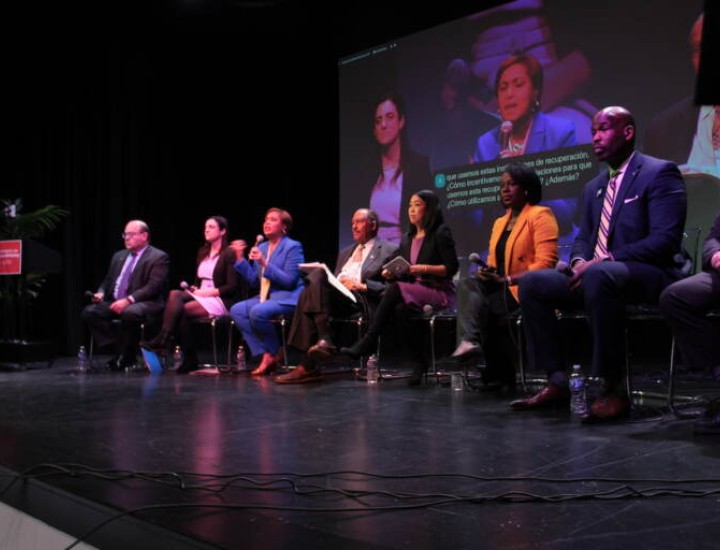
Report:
5,1,339,355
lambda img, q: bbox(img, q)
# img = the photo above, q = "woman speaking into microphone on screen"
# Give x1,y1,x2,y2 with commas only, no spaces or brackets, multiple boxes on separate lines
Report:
473,52,578,162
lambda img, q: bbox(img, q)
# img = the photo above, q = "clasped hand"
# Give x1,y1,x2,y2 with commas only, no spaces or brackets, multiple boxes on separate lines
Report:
476,267,502,284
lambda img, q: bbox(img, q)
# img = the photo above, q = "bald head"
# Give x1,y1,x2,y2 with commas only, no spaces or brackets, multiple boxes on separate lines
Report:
351,208,379,244
591,106,636,168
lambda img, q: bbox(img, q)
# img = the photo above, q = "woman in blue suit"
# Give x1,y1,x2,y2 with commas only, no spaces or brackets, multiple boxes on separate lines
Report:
473,52,577,162
230,208,305,375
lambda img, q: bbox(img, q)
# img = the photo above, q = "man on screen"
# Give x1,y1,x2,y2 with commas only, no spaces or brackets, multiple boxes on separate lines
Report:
510,106,687,422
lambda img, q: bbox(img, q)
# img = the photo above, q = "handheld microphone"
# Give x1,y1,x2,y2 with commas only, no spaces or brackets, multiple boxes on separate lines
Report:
180,281,190,290
254,234,265,247
500,120,513,151
468,252,489,270
556,260,573,275
84,290,95,298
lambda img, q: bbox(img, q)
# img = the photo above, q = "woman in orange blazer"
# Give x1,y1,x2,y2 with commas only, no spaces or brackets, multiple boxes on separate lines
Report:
452,162,559,390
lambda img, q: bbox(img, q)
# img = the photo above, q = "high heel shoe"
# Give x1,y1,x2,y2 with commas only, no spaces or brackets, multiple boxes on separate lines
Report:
140,330,173,352
340,335,377,359
407,362,428,386
250,353,278,376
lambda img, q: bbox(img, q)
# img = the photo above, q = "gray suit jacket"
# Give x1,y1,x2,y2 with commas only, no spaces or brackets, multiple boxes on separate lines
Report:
335,238,399,302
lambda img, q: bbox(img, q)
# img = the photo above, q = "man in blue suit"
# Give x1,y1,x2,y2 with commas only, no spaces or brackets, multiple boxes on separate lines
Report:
511,106,687,422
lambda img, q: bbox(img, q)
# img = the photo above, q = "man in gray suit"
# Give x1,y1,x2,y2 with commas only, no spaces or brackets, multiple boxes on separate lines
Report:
276,208,399,383
82,219,169,370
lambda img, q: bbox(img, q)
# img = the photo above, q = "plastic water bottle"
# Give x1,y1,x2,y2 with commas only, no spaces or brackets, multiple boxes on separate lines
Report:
569,364,587,416
172,345,183,371
366,354,380,385
235,345,246,372
76,345,89,373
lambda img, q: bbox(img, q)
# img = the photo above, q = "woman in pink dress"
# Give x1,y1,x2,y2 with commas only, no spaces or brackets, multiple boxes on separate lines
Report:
141,216,242,373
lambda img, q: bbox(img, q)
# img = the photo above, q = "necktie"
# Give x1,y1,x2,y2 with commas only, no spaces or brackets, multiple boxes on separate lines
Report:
594,172,620,259
351,243,365,262
116,253,137,299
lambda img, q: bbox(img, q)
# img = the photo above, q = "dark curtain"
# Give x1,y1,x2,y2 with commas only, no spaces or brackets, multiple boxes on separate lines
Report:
6,2,339,356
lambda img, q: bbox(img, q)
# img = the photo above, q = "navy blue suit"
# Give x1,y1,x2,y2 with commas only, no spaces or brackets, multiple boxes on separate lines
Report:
518,151,687,384
82,245,169,360
660,213,720,377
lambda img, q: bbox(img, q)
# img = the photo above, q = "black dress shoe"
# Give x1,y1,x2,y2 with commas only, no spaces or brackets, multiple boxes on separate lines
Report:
105,356,136,372
407,362,428,386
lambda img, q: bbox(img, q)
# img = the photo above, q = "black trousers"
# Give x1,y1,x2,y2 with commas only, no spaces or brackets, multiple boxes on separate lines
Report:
287,269,360,352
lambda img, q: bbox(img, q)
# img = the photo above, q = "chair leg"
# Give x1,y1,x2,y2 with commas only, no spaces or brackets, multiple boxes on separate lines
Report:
210,317,219,367
226,319,234,367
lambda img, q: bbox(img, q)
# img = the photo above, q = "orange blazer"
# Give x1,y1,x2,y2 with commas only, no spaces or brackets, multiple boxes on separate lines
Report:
487,204,559,302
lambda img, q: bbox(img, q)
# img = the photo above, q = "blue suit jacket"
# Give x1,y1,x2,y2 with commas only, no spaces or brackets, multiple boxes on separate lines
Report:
572,151,687,274
474,112,577,163
234,236,305,306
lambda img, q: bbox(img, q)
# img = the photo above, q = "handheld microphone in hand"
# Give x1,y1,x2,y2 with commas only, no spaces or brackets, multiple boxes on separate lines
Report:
500,120,513,151
556,260,573,275
180,281,190,290
254,234,265,247
84,290,95,298
468,252,489,270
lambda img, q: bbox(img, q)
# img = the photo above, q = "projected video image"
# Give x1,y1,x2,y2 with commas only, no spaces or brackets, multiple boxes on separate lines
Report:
338,0,716,262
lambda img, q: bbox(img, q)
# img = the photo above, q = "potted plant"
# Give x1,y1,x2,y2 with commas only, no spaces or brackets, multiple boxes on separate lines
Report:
0,198,68,368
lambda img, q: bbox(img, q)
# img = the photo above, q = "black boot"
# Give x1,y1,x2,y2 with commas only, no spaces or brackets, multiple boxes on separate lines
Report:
407,361,428,386
340,334,378,359
340,283,402,359
140,329,172,352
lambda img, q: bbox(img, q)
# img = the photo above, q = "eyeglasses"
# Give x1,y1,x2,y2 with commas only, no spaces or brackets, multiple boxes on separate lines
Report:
121,231,145,239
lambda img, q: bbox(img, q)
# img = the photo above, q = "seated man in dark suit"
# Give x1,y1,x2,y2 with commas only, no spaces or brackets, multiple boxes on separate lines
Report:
511,106,688,422
275,208,399,384
660,213,720,434
82,219,169,370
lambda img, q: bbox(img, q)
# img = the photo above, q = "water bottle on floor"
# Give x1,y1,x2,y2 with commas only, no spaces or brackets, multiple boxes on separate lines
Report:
76,345,89,373
172,345,183,371
235,345,246,372
569,364,587,416
366,354,379,385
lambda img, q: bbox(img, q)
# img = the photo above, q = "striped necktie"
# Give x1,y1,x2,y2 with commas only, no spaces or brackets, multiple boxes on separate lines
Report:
594,171,620,259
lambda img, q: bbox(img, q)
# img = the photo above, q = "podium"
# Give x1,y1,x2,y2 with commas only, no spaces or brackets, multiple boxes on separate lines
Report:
0,239,62,369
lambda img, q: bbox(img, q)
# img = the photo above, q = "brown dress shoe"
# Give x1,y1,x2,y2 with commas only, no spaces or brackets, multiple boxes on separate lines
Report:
308,339,336,361
581,393,631,423
509,384,570,409
274,365,323,384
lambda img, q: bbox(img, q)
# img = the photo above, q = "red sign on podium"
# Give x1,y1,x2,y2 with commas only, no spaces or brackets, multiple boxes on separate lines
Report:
0,240,22,275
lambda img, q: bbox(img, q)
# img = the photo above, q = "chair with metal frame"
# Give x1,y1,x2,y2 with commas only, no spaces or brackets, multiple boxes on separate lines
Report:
551,227,703,418
193,315,237,371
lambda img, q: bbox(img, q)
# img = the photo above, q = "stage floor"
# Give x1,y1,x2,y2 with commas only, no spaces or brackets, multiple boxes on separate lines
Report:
1,353,719,549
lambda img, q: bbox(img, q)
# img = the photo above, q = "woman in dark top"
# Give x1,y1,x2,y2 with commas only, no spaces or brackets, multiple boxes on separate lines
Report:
141,216,242,373
341,189,459,385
